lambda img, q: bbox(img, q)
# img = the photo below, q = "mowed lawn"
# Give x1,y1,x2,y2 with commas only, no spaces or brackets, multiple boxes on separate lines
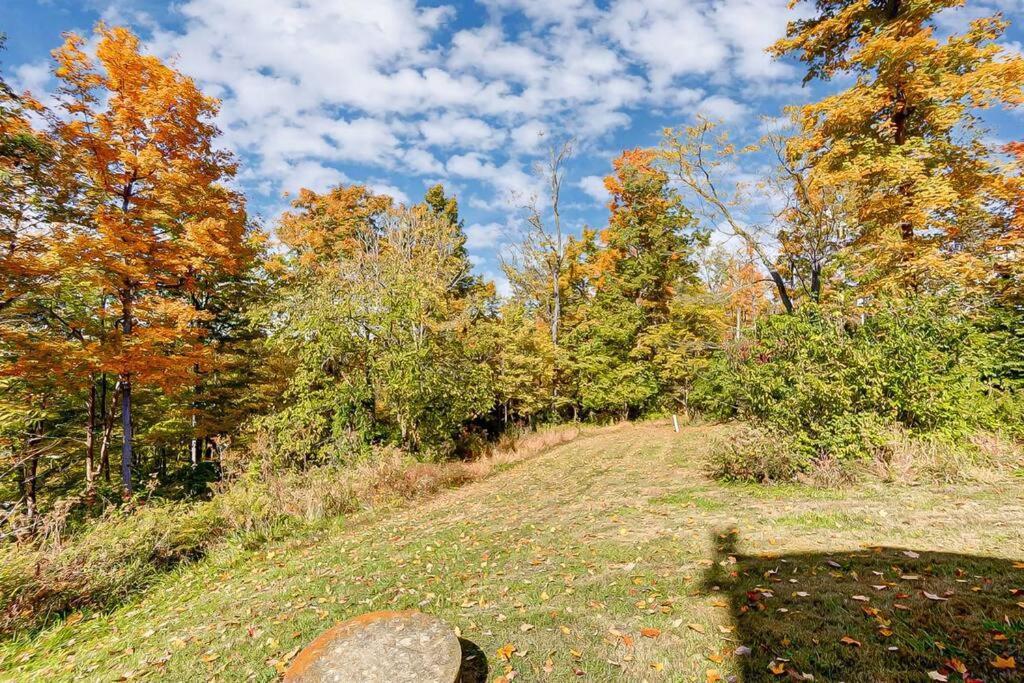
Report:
2,422,1022,682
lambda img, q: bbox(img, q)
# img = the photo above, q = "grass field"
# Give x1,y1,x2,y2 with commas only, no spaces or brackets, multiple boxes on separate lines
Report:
1,421,1022,682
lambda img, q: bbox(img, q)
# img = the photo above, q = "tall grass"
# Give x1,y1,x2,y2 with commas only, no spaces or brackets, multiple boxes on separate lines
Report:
0,424,583,636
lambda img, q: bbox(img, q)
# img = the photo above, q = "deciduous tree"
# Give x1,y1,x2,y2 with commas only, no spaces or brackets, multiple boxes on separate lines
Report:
49,25,247,494
772,0,1024,291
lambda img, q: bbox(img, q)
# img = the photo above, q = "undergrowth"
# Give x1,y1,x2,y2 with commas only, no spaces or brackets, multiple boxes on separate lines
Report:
0,424,582,636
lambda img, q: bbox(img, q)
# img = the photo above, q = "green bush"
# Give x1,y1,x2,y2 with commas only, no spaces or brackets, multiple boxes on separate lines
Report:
692,297,1011,470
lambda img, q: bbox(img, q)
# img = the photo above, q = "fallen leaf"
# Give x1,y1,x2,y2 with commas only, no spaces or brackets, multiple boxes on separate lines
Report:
769,661,786,675
706,669,723,682
688,623,706,634
927,672,948,682
992,655,1016,669
839,636,861,647
497,643,516,662
640,627,661,638
923,591,949,602
947,658,967,674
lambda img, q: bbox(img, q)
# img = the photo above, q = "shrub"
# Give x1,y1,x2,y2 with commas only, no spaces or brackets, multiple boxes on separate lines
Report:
693,298,1005,465
707,426,807,483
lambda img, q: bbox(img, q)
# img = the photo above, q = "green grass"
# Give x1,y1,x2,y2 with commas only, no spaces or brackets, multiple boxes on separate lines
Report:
773,510,876,530
1,421,1022,682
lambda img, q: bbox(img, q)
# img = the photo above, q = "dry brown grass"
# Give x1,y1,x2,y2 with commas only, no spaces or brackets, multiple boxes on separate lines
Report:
863,426,1024,484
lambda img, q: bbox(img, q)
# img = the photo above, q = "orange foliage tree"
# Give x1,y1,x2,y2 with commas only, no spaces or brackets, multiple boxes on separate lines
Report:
48,25,247,493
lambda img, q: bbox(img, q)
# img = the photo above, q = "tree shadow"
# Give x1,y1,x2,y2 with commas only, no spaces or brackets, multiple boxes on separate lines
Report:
458,637,488,683
701,530,1023,682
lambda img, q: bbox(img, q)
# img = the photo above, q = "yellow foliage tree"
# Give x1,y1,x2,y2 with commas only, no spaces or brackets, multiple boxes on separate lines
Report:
772,0,1024,292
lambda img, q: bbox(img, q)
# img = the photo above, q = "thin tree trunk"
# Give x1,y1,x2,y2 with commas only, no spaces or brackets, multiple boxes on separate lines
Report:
100,391,115,483
120,295,134,496
190,413,200,466
85,382,96,491
24,424,42,520
99,375,113,482
120,374,133,495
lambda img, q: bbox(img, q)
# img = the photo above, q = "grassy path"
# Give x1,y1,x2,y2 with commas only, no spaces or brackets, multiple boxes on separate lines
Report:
2,421,1022,681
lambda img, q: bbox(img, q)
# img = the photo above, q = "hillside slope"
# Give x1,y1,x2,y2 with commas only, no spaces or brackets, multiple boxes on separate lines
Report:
2,422,1022,682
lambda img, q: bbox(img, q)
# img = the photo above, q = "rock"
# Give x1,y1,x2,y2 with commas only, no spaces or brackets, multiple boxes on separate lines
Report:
284,610,462,683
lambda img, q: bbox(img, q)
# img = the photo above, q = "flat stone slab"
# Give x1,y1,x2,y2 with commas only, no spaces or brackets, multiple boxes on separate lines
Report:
284,610,461,683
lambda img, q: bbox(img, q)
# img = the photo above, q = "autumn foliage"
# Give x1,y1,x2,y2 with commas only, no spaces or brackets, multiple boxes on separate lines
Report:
0,3,1021,641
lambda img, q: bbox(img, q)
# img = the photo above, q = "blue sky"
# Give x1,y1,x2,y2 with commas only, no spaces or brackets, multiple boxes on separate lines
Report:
2,0,1022,292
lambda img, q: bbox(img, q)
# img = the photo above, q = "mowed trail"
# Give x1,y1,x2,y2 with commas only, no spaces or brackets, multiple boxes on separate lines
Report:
2,422,1022,681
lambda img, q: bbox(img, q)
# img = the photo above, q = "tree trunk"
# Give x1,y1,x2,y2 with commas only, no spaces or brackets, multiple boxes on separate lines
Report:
810,265,822,303
190,413,200,466
99,375,114,482
24,424,42,520
769,270,795,314
85,382,96,491
120,296,134,496
120,375,133,495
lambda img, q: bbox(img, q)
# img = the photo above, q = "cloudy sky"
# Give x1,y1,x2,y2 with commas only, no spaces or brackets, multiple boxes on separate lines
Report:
2,0,1022,291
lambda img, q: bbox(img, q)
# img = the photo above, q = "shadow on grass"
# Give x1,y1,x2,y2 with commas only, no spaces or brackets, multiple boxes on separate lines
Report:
702,531,1023,682
458,637,488,682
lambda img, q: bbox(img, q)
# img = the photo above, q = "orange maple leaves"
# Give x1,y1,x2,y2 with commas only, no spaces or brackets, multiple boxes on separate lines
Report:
48,24,248,389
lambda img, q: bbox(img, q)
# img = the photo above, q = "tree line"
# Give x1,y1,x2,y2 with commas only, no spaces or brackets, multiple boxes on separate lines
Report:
2,0,1023,524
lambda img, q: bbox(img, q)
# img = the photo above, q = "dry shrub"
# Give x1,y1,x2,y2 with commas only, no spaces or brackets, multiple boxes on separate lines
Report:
797,457,856,488
707,425,808,484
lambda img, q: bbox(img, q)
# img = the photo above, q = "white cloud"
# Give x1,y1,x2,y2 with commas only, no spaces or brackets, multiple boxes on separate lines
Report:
277,161,349,194
711,0,800,80
447,152,539,204
578,175,609,204
696,95,750,123
465,222,505,250
604,0,729,86
403,148,446,175
368,182,410,204
420,114,507,150
509,120,549,153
